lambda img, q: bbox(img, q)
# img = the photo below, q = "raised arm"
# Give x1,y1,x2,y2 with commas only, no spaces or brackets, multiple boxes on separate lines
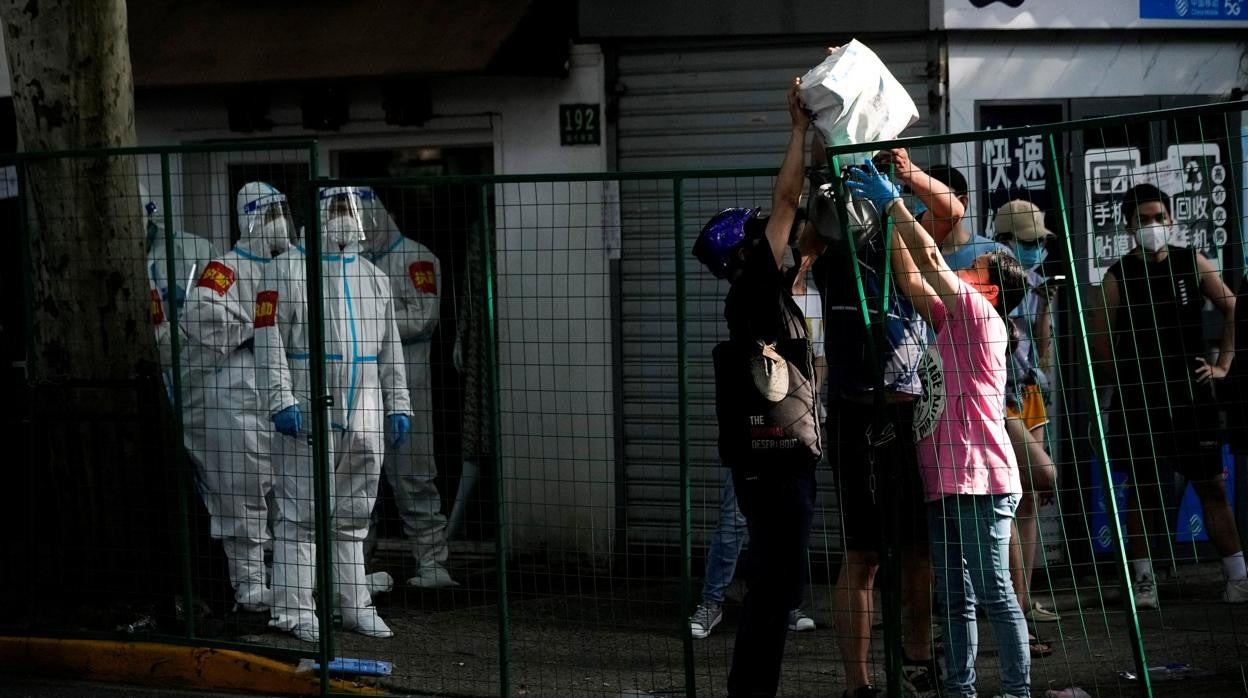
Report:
845,160,961,304
763,79,812,268
1196,251,1236,383
885,148,964,246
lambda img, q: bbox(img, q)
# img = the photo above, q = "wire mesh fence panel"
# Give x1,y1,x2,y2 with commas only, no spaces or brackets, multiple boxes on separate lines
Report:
2,144,325,665
4,100,1247,698
818,100,1247,698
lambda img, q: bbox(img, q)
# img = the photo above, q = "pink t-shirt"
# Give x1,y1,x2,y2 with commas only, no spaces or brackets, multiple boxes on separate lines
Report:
918,280,1021,501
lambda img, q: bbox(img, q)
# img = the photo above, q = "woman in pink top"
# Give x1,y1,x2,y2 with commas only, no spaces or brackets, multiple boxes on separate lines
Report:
847,160,1030,698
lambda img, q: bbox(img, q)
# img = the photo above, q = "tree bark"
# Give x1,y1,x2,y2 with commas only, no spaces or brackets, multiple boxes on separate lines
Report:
1,0,173,620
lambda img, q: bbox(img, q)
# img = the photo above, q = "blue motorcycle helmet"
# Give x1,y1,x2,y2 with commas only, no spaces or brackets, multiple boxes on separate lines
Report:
693,207,761,279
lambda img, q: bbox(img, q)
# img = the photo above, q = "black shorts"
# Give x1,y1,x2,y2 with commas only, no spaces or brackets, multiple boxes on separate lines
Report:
829,400,928,552
1107,399,1224,483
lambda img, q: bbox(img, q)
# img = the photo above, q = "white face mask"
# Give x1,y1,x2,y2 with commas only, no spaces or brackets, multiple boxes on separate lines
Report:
258,217,291,257
325,216,362,250
1134,222,1169,253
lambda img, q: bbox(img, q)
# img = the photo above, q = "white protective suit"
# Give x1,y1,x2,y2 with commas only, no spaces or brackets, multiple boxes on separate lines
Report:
179,182,294,611
256,186,412,641
358,189,456,587
143,185,218,373
141,185,219,468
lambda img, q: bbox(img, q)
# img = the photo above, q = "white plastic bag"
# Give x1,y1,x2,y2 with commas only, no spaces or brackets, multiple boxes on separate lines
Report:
798,39,919,149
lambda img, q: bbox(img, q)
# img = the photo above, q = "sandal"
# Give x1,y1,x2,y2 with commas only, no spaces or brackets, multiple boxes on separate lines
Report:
1029,632,1053,658
1025,602,1061,623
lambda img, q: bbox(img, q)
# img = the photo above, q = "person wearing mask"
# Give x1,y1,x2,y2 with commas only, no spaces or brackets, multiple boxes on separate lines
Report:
691,79,820,697
141,183,219,470
358,189,458,589
256,186,413,642
1091,183,1243,608
894,154,1058,655
817,144,937,697
847,158,1032,698
993,199,1061,627
688,220,823,642
143,182,219,375
179,182,296,613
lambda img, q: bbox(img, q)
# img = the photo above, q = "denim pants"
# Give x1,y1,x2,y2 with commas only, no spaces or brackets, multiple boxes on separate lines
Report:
727,466,816,697
703,468,749,604
928,493,1030,698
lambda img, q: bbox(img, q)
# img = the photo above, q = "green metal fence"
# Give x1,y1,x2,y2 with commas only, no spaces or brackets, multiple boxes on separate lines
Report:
0,99,1246,697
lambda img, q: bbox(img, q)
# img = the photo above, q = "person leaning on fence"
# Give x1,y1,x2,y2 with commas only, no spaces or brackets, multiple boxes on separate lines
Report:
896,153,1059,655
847,158,1032,698
256,186,414,643
691,78,820,698
1090,182,1245,609
812,142,937,698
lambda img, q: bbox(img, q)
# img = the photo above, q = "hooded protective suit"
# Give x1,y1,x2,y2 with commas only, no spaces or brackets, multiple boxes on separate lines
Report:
179,182,294,611
256,186,412,641
143,183,218,372
141,184,219,473
358,189,456,587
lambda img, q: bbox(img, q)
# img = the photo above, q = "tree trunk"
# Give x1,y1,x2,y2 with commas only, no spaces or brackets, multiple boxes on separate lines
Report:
1,0,174,622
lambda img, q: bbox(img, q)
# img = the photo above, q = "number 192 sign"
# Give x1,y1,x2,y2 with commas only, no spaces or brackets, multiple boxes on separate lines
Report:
559,104,600,146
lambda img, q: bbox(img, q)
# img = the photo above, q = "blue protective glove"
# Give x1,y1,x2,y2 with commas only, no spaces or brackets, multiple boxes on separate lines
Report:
273,405,303,436
844,159,902,213
387,414,411,449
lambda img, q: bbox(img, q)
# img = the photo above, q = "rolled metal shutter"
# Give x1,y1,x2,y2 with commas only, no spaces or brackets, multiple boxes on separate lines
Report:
616,38,935,551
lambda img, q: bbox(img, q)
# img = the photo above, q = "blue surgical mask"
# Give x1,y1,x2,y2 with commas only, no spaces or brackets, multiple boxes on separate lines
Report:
1013,243,1046,269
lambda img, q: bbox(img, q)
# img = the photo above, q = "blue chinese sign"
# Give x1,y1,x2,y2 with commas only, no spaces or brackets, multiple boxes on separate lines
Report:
1140,0,1247,20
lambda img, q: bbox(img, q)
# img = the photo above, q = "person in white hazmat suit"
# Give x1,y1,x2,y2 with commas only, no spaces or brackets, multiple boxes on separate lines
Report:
142,183,218,375
141,183,219,482
256,185,413,642
179,182,296,612
358,188,458,588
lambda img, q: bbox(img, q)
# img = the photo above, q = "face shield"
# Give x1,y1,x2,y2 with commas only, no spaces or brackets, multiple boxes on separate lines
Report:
318,186,369,252
237,182,297,257
354,186,393,253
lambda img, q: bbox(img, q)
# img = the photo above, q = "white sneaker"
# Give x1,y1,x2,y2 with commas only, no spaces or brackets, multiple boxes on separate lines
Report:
343,608,394,639
690,602,722,639
788,608,816,632
1225,577,1248,603
1133,577,1159,610
407,563,460,589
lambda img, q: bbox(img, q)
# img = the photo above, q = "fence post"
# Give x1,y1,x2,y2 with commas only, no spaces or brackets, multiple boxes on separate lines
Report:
1046,134,1152,696
672,177,697,696
158,152,196,640
303,167,336,696
480,183,511,698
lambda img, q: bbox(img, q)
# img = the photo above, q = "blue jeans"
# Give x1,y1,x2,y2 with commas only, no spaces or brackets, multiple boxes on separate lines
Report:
703,469,748,604
928,494,1030,698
